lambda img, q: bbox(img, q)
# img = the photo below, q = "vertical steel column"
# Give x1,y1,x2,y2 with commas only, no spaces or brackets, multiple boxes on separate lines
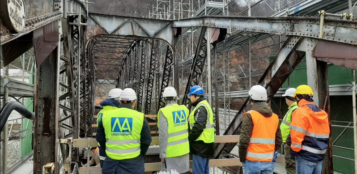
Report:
34,50,59,174
213,46,219,135
1,66,8,174
207,28,212,104
138,41,146,112
352,70,357,173
157,46,174,111
249,36,252,88
145,40,157,114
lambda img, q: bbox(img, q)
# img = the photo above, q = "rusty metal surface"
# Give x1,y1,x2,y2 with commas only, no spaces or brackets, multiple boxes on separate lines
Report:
33,21,59,66
1,12,61,45
1,33,33,66
314,40,357,70
34,49,58,174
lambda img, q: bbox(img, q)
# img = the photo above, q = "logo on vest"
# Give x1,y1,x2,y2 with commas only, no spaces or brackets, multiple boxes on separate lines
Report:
172,110,187,126
111,117,133,135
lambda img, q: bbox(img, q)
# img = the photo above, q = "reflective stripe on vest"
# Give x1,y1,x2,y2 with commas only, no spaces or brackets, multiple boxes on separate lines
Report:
158,104,190,158
189,100,215,143
246,110,279,162
302,145,327,154
103,108,144,160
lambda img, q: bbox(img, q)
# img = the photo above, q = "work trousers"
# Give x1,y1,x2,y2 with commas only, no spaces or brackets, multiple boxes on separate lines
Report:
295,155,322,174
242,160,274,174
98,147,106,168
283,144,295,169
192,154,209,174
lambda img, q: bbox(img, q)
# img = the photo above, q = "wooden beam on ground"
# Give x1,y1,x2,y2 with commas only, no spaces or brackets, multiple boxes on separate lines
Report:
92,124,97,128
79,158,242,173
214,135,239,143
93,115,97,119
145,115,157,118
148,122,157,126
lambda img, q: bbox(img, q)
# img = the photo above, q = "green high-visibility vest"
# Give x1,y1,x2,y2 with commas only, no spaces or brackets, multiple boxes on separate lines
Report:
158,104,190,158
280,102,298,143
97,105,118,147
189,100,215,143
102,108,144,160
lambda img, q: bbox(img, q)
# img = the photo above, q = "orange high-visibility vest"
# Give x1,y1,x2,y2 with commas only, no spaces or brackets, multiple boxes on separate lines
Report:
244,110,279,162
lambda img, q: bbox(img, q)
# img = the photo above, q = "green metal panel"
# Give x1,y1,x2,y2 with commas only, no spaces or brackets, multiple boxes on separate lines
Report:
21,68,34,158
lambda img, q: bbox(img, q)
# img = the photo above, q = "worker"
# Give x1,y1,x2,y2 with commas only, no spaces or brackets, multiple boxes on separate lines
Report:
96,88,152,174
239,85,282,174
157,86,190,173
96,88,122,167
84,147,100,167
187,85,215,174
288,85,330,174
280,88,298,169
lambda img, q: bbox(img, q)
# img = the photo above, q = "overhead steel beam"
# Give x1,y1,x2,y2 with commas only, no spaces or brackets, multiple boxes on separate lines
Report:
182,27,207,106
173,16,357,46
214,36,305,158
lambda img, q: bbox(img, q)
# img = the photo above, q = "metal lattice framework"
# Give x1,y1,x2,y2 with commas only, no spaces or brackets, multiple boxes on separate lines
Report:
137,41,147,112
182,27,207,105
157,46,174,110
145,40,157,114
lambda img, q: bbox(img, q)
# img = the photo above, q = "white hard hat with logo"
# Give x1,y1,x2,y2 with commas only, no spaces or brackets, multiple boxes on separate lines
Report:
120,88,137,101
163,86,177,98
248,85,268,101
282,88,296,97
108,88,122,99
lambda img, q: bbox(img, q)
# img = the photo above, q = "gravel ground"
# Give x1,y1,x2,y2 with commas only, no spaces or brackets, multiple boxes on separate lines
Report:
7,139,20,169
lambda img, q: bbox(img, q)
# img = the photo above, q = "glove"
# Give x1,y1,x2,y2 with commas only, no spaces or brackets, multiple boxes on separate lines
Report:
273,151,278,162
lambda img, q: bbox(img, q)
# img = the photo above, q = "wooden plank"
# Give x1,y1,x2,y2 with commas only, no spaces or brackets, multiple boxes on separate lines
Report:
73,139,98,148
79,159,242,173
72,135,238,148
145,115,157,118
93,115,97,119
151,131,158,135
92,124,97,128
214,135,240,143
92,133,97,136
148,122,157,126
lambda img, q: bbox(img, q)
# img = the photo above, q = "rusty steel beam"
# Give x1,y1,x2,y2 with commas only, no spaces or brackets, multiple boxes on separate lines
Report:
313,40,357,70
214,36,304,158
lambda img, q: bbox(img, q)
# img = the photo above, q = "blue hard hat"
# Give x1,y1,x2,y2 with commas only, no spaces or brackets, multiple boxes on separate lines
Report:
188,85,205,97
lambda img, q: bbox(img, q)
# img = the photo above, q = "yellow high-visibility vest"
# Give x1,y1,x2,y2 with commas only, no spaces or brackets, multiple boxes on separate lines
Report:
189,100,215,143
158,104,190,158
102,108,144,160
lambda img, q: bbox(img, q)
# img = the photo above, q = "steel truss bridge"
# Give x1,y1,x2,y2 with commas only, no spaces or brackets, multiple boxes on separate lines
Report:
1,0,357,173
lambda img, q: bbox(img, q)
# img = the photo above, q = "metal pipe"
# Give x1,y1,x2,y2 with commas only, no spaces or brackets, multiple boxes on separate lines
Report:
248,36,252,87
318,10,325,39
207,28,212,104
248,0,251,17
0,101,35,133
353,69,357,173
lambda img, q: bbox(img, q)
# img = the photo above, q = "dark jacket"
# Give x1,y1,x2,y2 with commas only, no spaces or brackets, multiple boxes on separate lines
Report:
239,102,282,162
189,97,214,158
96,102,152,171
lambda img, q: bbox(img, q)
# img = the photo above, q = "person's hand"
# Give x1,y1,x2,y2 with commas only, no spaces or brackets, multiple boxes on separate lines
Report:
161,158,165,163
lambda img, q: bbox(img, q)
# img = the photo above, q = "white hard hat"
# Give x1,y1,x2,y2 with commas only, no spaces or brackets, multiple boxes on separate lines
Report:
108,88,122,99
120,88,137,101
282,88,296,97
249,85,268,101
163,86,177,98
